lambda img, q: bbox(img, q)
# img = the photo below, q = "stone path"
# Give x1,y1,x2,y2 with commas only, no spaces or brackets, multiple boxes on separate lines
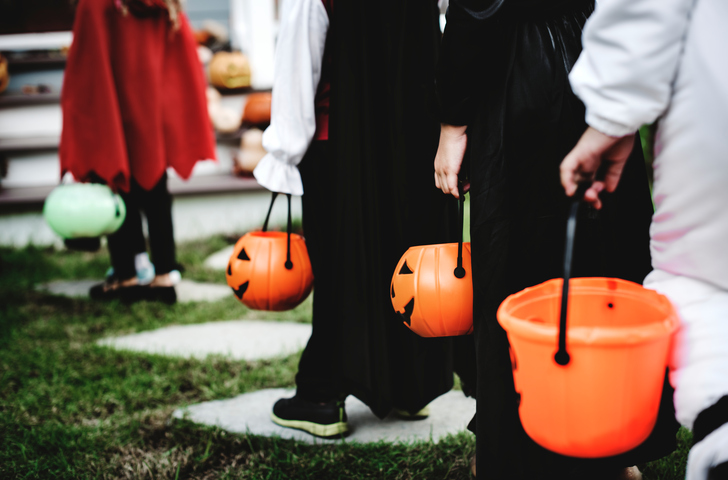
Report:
97,320,312,361
36,279,231,303
204,245,235,271
95,315,475,445
173,388,475,445
71,251,476,446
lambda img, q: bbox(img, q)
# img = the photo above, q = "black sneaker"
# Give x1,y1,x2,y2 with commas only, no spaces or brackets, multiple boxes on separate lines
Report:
270,396,348,438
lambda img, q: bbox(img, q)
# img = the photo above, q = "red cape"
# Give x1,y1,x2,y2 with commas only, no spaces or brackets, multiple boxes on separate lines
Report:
59,0,216,192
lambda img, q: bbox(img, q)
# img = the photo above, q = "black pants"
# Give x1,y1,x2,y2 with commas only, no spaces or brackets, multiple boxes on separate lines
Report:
107,173,176,280
294,141,343,402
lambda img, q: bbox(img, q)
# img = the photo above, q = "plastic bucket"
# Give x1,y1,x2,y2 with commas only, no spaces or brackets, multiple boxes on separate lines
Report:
43,183,126,239
390,242,473,337
226,191,314,311
497,277,678,458
226,231,313,311
390,184,472,337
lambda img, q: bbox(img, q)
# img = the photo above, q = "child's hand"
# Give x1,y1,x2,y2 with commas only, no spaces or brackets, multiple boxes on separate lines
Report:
434,124,469,199
560,127,636,209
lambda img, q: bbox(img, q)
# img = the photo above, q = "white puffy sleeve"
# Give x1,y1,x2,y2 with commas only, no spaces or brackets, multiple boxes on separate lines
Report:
253,0,329,195
569,0,696,137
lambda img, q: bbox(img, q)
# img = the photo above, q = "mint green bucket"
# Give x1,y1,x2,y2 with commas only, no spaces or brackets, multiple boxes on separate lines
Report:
43,184,126,239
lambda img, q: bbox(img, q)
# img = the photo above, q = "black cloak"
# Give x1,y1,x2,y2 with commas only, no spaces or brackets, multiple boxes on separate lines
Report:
437,0,679,477
296,0,473,419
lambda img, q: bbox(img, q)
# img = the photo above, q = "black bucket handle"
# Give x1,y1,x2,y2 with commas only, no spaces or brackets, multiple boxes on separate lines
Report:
554,183,591,366
454,183,466,279
262,191,294,270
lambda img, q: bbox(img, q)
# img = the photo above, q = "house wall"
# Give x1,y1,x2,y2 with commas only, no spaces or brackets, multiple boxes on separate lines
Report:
0,0,289,248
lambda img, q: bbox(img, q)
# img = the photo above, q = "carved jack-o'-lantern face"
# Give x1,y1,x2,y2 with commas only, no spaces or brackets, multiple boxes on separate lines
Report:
226,231,314,311
391,243,473,337
209,52,251,90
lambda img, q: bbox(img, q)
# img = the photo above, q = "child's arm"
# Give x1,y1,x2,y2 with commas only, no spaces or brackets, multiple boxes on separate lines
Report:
253,0,329,196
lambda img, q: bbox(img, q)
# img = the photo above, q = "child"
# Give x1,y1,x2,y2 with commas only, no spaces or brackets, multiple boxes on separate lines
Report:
561,0,728,478
435,0,679,477
255,0,467,437
60,0,215,303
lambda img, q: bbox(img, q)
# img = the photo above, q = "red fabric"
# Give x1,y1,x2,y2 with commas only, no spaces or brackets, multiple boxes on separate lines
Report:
59,0,216,192
313,0,332,141
137,0,169,8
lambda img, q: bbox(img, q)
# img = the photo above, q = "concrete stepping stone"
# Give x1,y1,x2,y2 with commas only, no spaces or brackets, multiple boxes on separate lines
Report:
36,279,231,303
175,280,231,303
204,245,235,271
97,320,311,361
37,279,98,298
173,388,475,444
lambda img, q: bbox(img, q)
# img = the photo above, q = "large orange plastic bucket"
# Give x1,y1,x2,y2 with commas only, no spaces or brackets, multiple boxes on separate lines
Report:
497,277,678,458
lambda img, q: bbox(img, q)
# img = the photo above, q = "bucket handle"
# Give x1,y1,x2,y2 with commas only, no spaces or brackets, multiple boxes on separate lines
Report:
262,191,294,270
554,183,590,366
454,182,466,279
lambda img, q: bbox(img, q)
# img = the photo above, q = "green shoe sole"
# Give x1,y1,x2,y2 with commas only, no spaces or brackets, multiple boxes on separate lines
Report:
393,405,430,420
270,411,349,438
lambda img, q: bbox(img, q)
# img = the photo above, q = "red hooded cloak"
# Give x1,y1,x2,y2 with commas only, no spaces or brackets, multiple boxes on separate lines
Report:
59,0,216,192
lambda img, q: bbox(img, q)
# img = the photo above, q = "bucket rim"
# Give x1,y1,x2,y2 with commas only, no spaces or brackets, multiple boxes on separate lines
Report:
246,231,304,240
497,277,679,345
404,241,471,252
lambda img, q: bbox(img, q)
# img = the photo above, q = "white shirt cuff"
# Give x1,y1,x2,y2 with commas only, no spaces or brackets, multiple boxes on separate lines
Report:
585,110,640,138
253,153,304,196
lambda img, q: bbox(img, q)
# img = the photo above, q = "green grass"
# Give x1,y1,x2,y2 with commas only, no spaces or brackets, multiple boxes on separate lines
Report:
0,239,689,479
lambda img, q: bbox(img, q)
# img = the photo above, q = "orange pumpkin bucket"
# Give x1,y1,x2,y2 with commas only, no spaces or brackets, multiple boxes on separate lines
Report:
497,191,678,458
391,242,473,337
391,190,473,337
227,193,313,311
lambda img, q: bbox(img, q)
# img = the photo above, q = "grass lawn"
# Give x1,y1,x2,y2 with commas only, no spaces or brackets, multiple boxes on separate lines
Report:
0,237,689,479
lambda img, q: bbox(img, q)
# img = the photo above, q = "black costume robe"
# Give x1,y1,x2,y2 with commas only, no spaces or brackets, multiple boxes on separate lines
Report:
295,0,471,419
437,0,679,477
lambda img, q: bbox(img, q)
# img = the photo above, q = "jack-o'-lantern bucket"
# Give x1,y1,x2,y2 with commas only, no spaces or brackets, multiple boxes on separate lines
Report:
496,193,678,458
227,192,313,311
391,191,472,337
43,183,126,239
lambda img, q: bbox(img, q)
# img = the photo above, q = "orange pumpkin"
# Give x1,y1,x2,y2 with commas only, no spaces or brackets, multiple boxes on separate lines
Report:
242,92,272,126
226,231,313,311
193,29,212,46
0,54,9,94
390,242,473,337
209,51,251,90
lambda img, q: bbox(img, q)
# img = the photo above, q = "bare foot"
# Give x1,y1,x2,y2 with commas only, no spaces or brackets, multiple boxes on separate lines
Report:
593,466,643,480
618,466,642,480
470,455,476,477
103,276,139,291
150,273,174,287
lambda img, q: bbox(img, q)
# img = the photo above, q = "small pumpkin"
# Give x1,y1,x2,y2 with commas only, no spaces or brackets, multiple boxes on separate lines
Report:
226,231,314,311
391,242,473,337
0,54,9,94
209,51,251,90
241,92,272,126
